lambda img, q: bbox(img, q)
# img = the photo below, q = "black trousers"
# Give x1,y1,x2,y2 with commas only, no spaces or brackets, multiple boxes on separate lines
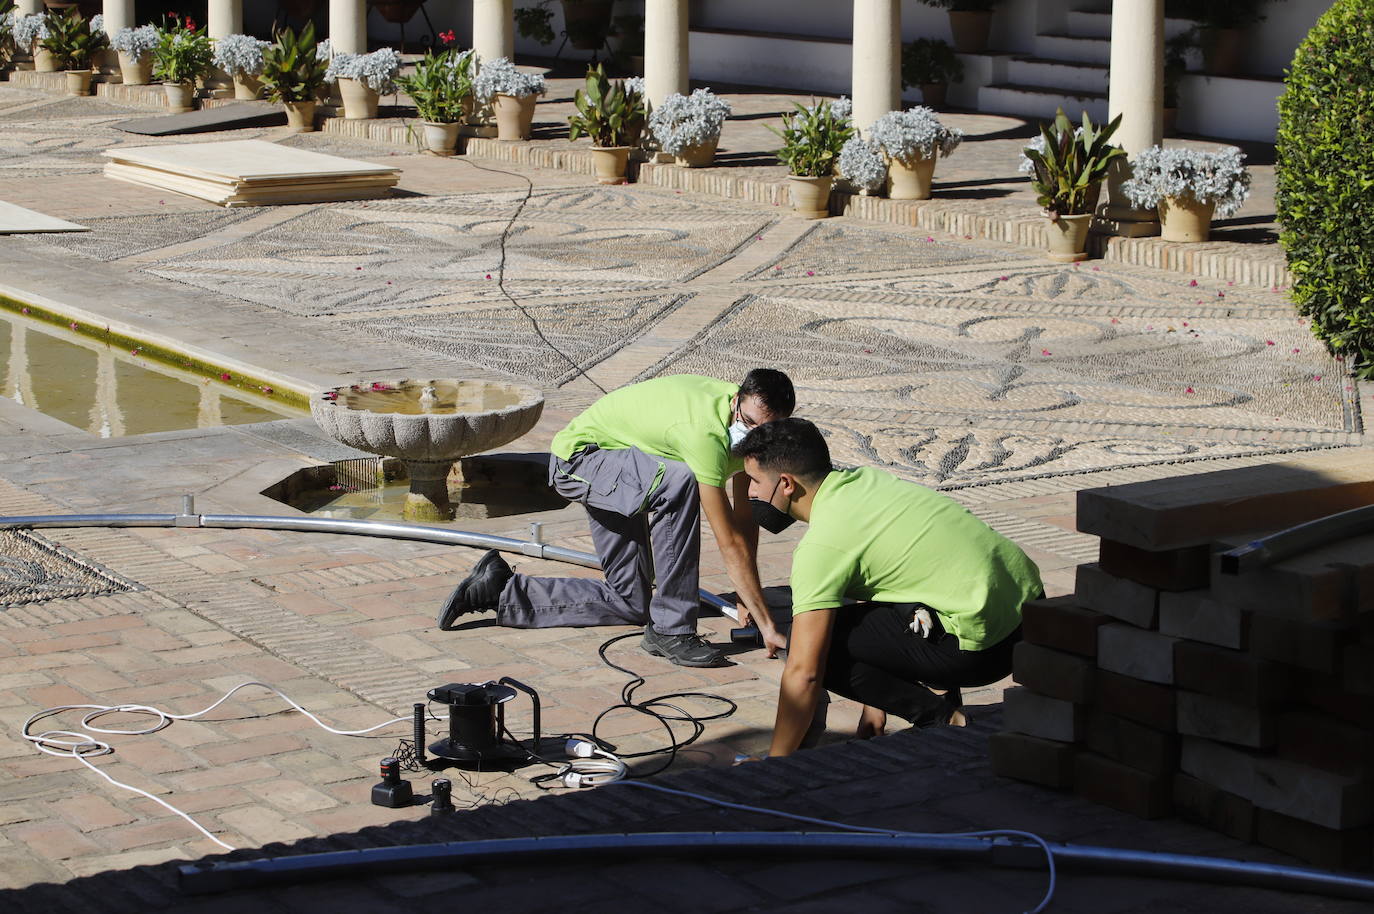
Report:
822,602,1022,727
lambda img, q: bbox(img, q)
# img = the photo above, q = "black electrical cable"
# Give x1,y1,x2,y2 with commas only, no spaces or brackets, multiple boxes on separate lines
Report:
453,156,608,395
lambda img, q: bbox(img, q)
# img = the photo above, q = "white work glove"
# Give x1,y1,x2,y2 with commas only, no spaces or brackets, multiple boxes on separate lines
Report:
910,607,934,639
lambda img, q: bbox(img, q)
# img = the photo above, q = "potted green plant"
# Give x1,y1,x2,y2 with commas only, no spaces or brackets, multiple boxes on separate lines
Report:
110,24,158,85
473,56,545,141
1021,108,1126,261
567,63,645,184
259,23,328,132
1187,0,1271,75
611,13,644,74
918,0,1002,54
212,33,270,99
901,37,963,109
1163,30,1193,136
40,9,106,96
152,15,212,112
1121,145,1251,243
768,96,854,218
325,46,401,120
868,106,963,200
647,87,731,167
397,38,477,156
514,0,614,51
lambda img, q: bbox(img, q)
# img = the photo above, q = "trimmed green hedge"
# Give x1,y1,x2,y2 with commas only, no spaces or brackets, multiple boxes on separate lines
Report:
1276,0,1374,379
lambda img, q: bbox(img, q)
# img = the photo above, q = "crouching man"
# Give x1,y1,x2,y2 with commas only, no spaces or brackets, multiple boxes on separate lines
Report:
736,418,1043,757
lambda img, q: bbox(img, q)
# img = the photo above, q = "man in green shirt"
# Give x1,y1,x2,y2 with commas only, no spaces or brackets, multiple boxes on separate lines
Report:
735,418,1042,756
439,370,794,668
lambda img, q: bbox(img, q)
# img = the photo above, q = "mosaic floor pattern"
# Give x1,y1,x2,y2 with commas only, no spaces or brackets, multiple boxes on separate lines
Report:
0,529,138,607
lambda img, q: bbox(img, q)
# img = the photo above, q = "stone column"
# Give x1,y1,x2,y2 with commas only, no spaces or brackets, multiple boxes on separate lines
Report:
206,0,242,91
15,0,41,16
851,0,901,134
331,0,367,56
1100,0,1163,236
102,0,135,35
473,0,514,63
645,0,688,109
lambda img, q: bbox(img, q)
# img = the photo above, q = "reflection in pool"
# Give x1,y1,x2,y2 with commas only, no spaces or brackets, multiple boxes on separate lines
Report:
0,311,301,437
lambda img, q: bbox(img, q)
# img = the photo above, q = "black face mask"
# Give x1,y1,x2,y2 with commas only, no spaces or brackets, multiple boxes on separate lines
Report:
750,477,795,534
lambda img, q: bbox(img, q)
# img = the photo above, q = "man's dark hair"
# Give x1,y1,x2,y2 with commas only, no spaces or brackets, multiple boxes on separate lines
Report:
738,368,795,418
734,418,831,481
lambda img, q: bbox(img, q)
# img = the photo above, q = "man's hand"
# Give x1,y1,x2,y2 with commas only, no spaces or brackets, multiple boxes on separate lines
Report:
736,606,787,658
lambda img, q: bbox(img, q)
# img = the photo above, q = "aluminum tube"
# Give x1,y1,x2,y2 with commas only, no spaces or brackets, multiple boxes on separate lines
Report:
179,832,996,894
176,830,1374,901
0,514,179,529
1219,504,1374,575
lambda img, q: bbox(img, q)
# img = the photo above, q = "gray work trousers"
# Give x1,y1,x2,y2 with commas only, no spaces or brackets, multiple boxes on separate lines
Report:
497,446,702,635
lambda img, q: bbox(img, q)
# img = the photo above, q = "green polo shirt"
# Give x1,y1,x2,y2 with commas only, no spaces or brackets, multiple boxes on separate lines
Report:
550,375,742,488
790,467,1041,651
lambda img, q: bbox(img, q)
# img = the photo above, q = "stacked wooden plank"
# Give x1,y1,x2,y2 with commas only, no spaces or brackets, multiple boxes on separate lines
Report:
102,140,400,207
991,448,1374,869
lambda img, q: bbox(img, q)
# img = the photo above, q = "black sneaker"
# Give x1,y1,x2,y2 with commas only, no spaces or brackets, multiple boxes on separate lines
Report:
641,627,727,668
437,550,513,631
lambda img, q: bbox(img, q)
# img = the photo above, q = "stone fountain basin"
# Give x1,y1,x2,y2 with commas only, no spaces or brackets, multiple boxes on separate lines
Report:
310,379,544,462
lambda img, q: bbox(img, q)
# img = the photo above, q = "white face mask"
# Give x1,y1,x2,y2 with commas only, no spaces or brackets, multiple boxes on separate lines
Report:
728,420,750,450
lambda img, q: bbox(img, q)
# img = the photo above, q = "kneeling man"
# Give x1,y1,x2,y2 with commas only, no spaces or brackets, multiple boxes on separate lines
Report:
736,418,1042,757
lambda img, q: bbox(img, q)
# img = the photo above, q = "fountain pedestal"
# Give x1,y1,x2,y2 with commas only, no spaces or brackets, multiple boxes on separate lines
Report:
310,379,544,522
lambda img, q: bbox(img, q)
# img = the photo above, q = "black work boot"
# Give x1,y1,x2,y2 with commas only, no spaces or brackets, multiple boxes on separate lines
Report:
641,626,727,668
437,550,513,630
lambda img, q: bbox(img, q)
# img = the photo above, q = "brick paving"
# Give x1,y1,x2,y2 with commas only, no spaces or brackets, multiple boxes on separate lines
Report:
0,65,1369,913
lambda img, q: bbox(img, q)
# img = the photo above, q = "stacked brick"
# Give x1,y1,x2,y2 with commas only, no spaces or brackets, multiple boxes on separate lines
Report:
990,449,1374,869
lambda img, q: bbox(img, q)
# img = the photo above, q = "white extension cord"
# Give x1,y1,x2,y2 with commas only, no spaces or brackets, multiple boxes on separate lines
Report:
558,737,629,788
21,680,413,851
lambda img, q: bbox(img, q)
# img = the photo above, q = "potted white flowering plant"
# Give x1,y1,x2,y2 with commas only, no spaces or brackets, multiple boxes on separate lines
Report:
325,46,400,120
768,97,854,219
14,13,53,70
110,23,157,84
474,56,545,141
838,135,887,195
396,39,477,155
1121,145,1250,243
868,106,963,200
648,87,731,168
212,33,270,99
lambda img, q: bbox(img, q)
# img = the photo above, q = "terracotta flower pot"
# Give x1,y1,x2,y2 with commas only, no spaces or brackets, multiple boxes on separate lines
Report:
283,99,317,132
920,82,948,109
163,81,195,113
337,77,379,120
786,175,833,219
493,93,536,141
590,145,631,184
674,135,719,168
422,121,461,156
65,68,93,96
118,51,153,85
1158,195,1216,243
885,154,937,201
948,10,992,53
561,0,614,51
232,73,263,100
33,46,59,72
1045,212,1092,263
1201,27,1244,76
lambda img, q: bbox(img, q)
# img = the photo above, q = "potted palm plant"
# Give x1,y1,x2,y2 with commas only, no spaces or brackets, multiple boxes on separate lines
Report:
567,63,645,184
212,33,270,99
40,9,106,96
768,97,854,219
1121,145,1251,243
900,38,963,109
397,42,477,156
325,46,401,120
474,56,546,141
1021,108,1126,262
152,16,212,112
647,87,731,167
110,24,157,85
868,106,963,200
919,0,1003,54
260,23,327,132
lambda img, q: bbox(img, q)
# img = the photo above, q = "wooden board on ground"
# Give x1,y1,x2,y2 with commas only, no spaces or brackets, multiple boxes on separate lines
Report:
0,201,88,234
101,139,401,207
110,102,287,136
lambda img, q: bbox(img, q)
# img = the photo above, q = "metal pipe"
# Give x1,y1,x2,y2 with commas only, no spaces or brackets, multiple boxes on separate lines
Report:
175,830,1374,901
1219,504,1374,575
0,511,739,619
